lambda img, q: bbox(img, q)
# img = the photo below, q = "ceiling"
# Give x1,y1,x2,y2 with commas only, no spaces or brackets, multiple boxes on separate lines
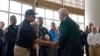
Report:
15,0,85,15
45,0,85,9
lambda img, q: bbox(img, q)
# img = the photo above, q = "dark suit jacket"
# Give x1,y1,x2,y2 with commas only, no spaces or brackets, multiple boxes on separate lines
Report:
79,30,85,47
58,17,82,56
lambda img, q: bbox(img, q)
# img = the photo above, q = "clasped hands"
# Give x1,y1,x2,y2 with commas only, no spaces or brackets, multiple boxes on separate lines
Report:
46,41,58,48
50,42,59,48
91,44,100,48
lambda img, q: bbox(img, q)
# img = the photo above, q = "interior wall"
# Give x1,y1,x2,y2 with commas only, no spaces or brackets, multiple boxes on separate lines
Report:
85,0,100,26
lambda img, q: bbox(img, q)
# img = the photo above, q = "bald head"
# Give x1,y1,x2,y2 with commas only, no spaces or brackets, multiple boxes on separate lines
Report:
91,26,97,33
58,8,69,21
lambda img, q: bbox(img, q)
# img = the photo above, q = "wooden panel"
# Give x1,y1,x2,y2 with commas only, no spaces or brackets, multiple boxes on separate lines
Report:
15,0,34,5
15,0,85,15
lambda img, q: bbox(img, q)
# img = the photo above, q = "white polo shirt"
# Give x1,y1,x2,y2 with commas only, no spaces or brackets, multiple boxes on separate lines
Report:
87,32,100,46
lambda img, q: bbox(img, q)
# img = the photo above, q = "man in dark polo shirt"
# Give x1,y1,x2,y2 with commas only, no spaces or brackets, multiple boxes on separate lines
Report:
14,9,52,56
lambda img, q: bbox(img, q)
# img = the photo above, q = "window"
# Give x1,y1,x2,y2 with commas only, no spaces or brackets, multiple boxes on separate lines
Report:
0,0,9,11
54,11,59,20
71,4,76,7
45,19,53,30
71,0,76,4
54,0,62,4
70,14,85,30
0,1,32,28
46,0,85,9
42,19,46,27
78,15,84,23
75,1,79,5
70,14,78,22
36,8,45,18
54,20,60,28
79,2,84,6
45,9,53,19
0,0,85,30
64,3,71,6
10,1,21,13
64,0,71,3
22,4,32,14
79,23,84,31
22,15,25,21
9,14,21,25
0,12,8,28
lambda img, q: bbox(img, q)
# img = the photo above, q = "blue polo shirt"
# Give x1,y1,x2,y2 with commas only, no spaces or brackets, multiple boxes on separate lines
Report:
49,29,59,42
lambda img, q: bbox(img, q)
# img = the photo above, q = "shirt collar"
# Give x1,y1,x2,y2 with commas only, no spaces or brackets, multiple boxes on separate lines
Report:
63,16,69,21
91,32,97,35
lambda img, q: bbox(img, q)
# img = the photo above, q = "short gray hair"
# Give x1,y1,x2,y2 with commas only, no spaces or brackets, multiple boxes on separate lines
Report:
58,8,69,15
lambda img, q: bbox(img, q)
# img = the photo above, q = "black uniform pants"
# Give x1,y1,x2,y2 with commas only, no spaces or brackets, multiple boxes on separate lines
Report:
6,44,14,56
85,44,89,56
0,46,3,56
39,47,49,56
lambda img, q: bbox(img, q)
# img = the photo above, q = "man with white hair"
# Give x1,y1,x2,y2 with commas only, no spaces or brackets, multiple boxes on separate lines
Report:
53,8,82,56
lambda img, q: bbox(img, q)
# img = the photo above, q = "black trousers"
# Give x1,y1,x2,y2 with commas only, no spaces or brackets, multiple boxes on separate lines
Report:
57,48,62,56
0,46,3,56
57,42,83,56
85,44,89,56
30,49,36,56
6,45,14,56
39,47,49,56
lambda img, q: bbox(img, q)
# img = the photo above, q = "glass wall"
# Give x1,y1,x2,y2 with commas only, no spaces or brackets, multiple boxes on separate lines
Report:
0,0,85,31
0,0,32,28
36,7,60,30
36,7,85,31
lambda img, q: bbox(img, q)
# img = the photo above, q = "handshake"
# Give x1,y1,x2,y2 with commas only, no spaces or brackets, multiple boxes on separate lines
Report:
46,41,59,48
34,38,59,48
51,42,59,48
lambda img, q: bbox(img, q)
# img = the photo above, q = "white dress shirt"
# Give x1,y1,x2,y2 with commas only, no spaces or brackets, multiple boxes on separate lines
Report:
87,32,100,46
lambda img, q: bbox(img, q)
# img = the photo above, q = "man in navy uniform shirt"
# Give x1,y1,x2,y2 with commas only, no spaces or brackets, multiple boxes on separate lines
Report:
14,9,53,56
6,15,18,56
0,21,7,56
